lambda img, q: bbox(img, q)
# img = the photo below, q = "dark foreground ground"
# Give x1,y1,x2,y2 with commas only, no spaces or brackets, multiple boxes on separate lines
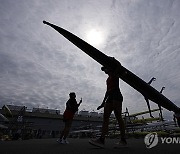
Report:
0,138,179,154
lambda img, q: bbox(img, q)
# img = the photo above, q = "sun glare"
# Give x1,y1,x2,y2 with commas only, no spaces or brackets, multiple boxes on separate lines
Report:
86,29,104,46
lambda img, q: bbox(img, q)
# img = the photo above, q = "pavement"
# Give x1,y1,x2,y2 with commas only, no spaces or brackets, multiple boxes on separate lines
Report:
0,138,179,154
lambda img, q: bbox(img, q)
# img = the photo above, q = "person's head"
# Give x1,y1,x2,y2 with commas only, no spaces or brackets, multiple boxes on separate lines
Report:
69,92,76,98
101,66,112,75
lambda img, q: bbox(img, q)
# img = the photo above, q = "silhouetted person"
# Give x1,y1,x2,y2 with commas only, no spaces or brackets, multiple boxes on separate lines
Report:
57,92,82,144
89,58,127,148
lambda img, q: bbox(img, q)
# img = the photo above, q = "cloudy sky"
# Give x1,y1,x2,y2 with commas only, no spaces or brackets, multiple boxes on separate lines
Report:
0,0,180,119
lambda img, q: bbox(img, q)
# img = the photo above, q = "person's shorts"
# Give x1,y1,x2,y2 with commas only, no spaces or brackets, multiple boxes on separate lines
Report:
63,110,74,122
106,89,123,102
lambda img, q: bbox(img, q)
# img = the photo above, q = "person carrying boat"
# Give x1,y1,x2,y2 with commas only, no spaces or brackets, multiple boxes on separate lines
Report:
89,58,127,148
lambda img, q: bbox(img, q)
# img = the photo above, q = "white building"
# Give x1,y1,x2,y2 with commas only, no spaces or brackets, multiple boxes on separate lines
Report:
78,110,89,117
89,111,99,117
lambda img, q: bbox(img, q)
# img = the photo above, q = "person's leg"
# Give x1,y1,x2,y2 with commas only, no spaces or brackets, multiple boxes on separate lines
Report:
89,102,113,148
113,100,126,141
59,110,73,140
59,130,64,139
59,120,66,139
57,124,65,143
57,121,72,144
62,120,72,139
100,102,113,140
63,120,72,140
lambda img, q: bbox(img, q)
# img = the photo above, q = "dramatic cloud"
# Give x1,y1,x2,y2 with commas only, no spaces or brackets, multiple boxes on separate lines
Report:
0,0,180,120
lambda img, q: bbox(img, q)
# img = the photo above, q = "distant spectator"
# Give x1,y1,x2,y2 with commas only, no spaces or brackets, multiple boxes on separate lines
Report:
56,92,82,144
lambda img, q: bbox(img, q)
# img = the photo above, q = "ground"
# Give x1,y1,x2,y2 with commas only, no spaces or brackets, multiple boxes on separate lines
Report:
0,138,179,154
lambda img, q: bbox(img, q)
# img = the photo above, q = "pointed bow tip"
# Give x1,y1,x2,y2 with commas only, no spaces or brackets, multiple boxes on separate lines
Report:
43,20,48,24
